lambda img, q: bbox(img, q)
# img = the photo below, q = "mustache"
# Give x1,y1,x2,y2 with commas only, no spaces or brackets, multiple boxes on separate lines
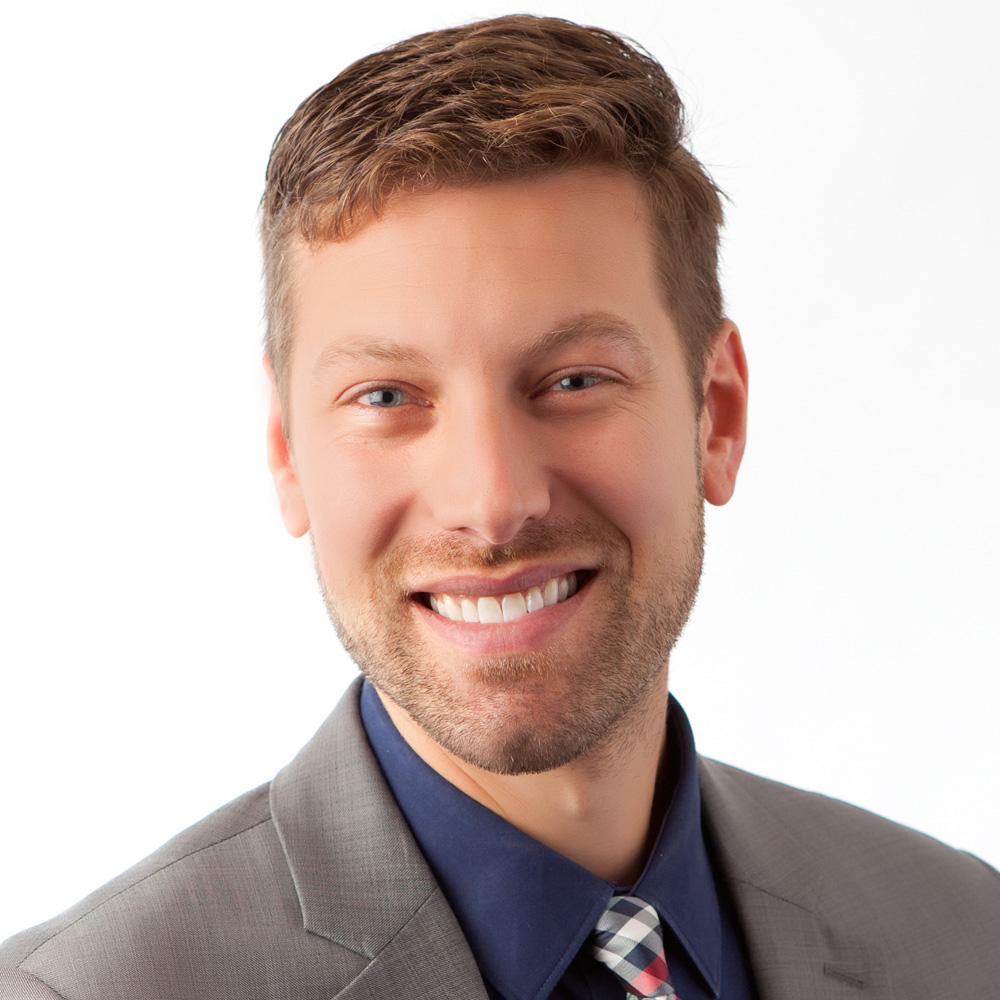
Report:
372,517,630,589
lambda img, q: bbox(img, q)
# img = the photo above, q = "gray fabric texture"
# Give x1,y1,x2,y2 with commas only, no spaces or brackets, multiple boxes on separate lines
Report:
2,679,998,999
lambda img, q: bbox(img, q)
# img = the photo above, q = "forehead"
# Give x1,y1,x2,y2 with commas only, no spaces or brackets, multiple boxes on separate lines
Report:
285,169,675,376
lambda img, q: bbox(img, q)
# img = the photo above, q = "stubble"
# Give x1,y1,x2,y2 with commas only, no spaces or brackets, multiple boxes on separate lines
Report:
318,508,704,775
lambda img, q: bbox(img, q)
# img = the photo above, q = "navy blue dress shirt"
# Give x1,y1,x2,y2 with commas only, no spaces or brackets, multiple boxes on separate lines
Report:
360,681,758,1000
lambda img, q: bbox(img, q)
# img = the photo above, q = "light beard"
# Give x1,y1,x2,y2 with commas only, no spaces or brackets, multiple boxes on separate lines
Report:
317,508,705,775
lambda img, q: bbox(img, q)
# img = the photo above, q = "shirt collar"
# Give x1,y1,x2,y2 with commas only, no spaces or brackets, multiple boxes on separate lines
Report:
360,681,721,1000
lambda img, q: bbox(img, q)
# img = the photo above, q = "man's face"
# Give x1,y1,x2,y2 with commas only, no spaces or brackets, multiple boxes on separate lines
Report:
268,169,746,774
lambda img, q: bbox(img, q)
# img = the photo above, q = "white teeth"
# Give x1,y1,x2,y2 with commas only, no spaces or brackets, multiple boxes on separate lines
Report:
427,572,584,624
438,594,462,621
501,592,528,622
477,596,504,623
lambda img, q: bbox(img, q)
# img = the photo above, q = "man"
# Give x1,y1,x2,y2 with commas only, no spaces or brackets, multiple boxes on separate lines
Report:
2,14,997,1000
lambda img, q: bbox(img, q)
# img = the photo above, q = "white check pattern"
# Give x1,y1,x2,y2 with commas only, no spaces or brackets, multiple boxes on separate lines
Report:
591,895,680,999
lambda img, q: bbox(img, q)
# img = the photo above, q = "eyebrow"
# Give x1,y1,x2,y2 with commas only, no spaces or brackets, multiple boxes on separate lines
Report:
310,311,654,381
514,312,655,368
312,341,432,381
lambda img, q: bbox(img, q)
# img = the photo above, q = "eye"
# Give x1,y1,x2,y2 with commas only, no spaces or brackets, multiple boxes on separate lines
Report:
357,387,411,408
551,373,604,392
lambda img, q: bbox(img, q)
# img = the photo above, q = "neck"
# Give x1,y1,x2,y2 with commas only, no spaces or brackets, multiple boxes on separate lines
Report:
377,672,670,885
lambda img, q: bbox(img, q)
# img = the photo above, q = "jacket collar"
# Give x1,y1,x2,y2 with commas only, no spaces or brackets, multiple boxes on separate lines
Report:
698,757,891,1000
269,677,488,998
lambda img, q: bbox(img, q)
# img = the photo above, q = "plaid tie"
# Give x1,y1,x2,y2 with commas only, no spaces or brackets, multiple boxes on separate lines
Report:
591,895,680,999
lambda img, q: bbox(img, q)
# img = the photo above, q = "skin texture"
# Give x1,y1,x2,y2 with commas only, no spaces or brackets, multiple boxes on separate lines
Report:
267,169,748,882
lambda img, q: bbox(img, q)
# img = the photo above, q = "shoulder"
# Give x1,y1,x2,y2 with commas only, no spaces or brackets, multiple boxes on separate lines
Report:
0,684,432,1000
700,754,999,877
0,778,370,1000
0,783,270,954
698,756,1000,964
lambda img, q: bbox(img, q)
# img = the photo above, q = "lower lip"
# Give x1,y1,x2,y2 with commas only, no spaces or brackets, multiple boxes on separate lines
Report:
411,579,591,656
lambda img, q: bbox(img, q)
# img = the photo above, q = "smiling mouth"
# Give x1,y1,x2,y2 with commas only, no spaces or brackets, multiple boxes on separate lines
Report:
417,570,592,624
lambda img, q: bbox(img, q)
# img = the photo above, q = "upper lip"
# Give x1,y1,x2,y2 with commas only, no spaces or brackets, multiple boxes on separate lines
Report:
411,562,593,598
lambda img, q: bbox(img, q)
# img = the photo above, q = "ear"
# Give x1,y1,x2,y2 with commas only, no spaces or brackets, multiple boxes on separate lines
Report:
264,356,309,538
699,320,748,506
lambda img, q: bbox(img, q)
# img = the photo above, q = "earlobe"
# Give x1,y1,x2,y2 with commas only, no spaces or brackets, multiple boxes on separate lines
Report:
263,357,310,538
699,320,748,507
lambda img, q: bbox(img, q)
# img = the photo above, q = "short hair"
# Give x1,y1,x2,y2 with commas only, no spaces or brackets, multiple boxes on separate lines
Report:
262,14,724,403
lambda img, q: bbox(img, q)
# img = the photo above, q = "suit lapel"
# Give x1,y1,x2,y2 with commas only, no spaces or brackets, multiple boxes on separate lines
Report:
270,679,488,1000
698,757,891,1000
333,887,487,1000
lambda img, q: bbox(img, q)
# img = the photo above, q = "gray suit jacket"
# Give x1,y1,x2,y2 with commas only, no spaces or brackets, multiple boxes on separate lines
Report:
2,680,998,999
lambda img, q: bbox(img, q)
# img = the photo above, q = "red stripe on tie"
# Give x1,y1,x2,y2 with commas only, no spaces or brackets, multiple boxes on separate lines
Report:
630,953,669,997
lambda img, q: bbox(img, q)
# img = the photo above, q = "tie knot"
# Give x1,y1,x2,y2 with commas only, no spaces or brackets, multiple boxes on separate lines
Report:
591,895,679,999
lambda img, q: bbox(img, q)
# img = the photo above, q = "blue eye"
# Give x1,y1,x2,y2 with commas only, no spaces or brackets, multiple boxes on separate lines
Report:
360,388,407,407
554,373,602,391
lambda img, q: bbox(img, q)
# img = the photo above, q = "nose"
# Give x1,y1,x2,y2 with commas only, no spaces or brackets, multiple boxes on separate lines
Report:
425,398,551,546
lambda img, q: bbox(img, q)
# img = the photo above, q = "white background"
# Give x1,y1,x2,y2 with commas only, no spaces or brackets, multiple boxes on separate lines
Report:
2,0,997,943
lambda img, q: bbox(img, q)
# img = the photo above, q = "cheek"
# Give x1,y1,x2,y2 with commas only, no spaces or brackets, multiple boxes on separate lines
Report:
296,438,414,591
557,418,700,556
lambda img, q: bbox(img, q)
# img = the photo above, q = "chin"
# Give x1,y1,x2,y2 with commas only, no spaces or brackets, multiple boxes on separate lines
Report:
412,708,604,775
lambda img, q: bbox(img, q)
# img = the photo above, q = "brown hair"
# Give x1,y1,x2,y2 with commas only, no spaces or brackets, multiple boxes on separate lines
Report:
261,14,724,402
